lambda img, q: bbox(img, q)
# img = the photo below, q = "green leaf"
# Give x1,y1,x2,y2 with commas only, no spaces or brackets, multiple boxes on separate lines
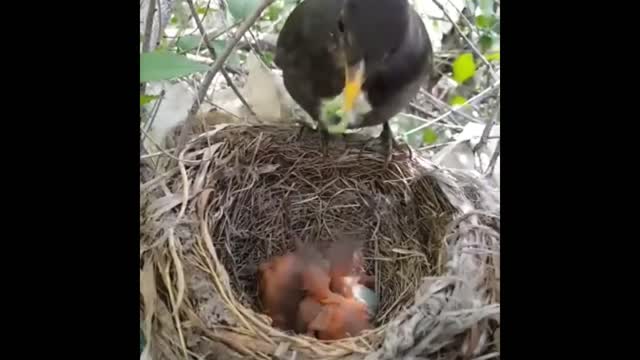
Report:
486,52,500,62
140,94,158,106
140,327,145,354
212,39,226,55
478,0,494,15
228,0,260,20
422,128,438,145
261,52,274,66
476,14,497,29
450,95,467,107
266,3,282,21
140,50,210,83
170,16,178,25
196,6,209,15
452,53,476,84
176,35,202,53
479,33,495,53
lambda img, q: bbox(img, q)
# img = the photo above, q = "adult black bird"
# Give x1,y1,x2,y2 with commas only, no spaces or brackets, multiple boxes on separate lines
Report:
275,0,433,163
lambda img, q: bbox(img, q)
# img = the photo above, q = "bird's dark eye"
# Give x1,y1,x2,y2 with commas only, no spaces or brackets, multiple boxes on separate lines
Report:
337,18,345,33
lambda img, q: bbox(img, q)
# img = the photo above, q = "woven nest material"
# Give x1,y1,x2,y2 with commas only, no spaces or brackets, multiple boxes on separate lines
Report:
140,124,500,360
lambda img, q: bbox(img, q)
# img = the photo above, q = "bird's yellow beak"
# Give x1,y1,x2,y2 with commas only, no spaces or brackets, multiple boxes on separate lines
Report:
343,61,364,114
321,60,365,134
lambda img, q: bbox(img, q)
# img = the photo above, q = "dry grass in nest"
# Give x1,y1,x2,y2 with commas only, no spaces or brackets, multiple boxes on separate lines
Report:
140,124,500,360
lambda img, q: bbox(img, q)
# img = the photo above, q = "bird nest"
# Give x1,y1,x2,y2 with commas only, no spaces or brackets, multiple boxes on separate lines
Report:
140,124,500,360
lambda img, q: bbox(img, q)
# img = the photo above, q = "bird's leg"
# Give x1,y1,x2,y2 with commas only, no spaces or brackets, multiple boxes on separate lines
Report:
379,121,394,166
296,121,312,141
317,122,330,156
358,122,395,165
379,122,413,164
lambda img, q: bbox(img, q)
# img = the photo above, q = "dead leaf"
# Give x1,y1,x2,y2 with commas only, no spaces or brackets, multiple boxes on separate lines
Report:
140,258,157,347
168,229,185,316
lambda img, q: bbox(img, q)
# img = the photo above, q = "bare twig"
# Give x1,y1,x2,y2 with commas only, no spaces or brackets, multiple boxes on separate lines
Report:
173,0,275,160
445,0,482,38
473,102,500,154
404,81,500,136
142,0,156,53
246,29,267,59
485,140,500,176
183,0,213,37
155,0,163,50
409,102,436,118
140,124,212,165
142,89,166,137
222,73,255,113
399,112,463,130
420,88,484,124
185,0,256,117
432,0,499,82
140,0,158,95
419,136,500,151
192,0,275,112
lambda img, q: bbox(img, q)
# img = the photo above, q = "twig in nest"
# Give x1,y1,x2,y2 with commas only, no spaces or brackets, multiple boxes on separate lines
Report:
174,0,275,162
185,0,256,117
432,0,499,82
139,125,214,166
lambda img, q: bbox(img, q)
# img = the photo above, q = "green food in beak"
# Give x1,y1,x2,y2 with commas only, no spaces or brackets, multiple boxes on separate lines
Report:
320,96,350,134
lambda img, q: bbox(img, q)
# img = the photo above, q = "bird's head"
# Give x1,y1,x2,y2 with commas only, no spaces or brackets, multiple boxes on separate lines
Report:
320,0,410,133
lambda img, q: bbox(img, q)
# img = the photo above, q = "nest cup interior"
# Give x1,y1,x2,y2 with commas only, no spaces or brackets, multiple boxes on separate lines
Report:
198,125,458,330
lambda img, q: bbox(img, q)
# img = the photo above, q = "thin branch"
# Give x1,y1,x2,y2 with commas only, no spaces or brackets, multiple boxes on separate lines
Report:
404,81,500,136
192,0,275,113
185,0,256,117
142,89,166,137
409,102,437,118
222,71,255,114
445,0,482,38
142,0,156,53
140,124,212,165
419,88,484,124
473,101,500,153
140,0,157,95
246,28,266,58
432,0,499,82
155,0,163,50
399,112,463,130
485,140,500,176
419,136,500,151
173,0,275,160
